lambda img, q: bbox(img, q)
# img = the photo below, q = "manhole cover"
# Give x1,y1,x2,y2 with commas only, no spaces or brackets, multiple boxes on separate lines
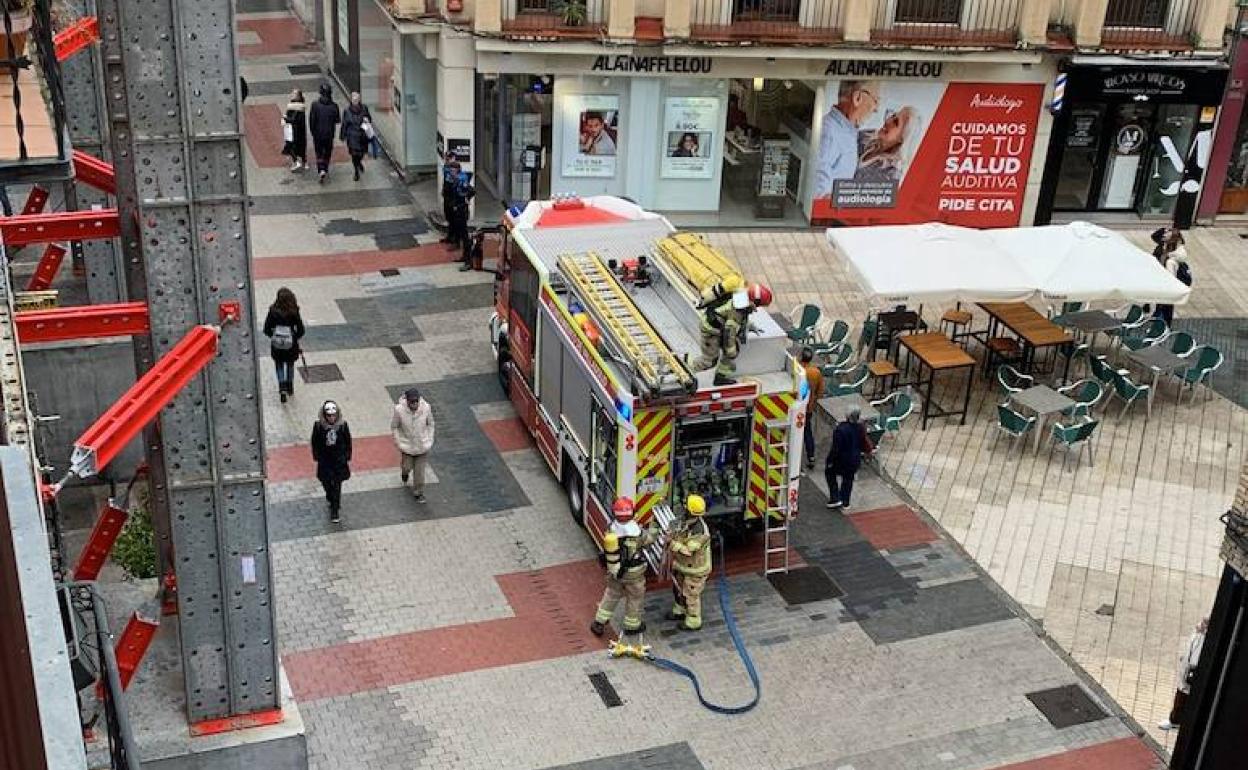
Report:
300,363,344,384
767,566,844,606
1026,685,1108,728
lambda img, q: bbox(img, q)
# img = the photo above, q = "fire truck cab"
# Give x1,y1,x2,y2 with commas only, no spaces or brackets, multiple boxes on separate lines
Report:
489,196,806,571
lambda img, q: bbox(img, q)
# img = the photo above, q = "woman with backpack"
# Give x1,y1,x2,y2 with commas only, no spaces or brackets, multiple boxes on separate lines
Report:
1153,228,1190,325
262,287,305,403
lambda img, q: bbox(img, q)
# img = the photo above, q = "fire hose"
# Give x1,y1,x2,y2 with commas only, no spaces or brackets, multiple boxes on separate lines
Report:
608,536,761,714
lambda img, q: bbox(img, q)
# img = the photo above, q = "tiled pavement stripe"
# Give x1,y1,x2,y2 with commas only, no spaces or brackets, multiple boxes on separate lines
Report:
251,244,456,280
296,283,493,352
243,103,349,168
237,0,289,12
301,689,432,770
241,76,324,98
269,484,476,542
1171,317,1248,409
846,504,941,551
537,743,705,770
479,417,533,452
250,187,415,216
985,737,1163,770
238,17,317,58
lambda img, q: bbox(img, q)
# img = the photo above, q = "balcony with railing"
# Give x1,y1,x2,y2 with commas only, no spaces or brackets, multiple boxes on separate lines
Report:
690,0,846,43
1099,0,1200,49
870,0,1022,46
1,0,69,183
502,0,608,37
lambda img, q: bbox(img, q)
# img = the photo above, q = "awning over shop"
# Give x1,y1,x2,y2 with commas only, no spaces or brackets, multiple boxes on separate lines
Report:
826,222,1035,306
827,221,1190,307
986,222,1191,305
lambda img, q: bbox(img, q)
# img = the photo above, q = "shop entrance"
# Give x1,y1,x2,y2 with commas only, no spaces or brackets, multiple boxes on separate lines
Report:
1051,102,1199,218
476,74,554,206
718,78,814,225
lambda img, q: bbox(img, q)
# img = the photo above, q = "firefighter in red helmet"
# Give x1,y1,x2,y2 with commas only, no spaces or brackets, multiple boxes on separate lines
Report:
590,497,657,636
691,281,773,386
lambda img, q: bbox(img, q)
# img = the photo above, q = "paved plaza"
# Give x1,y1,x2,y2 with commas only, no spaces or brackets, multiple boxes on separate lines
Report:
215,6,1245,768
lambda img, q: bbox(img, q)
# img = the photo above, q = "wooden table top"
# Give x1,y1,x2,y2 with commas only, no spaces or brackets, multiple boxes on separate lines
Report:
898,332,975,370
979,303,1073,348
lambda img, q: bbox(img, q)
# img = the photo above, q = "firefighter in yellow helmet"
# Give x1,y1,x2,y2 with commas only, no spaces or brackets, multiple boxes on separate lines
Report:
591,497,657,636
667,494,713,631
692,282,773,386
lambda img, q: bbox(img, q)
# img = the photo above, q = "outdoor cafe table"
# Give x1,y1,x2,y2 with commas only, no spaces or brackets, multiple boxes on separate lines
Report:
1012,385,1076,453
817,394,880,427
979,302,1075,379
895,332,976,430
1127,345,1191,404
1054,309,1121,354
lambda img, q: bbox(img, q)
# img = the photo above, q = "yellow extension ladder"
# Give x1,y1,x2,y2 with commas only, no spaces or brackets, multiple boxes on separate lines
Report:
558,252,694,396
762,423,792,576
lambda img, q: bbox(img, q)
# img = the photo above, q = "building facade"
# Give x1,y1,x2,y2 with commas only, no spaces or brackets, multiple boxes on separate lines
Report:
327,0,1239,228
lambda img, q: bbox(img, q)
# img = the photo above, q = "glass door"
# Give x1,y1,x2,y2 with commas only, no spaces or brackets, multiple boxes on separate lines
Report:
1097,104,1154,210
1052,104,1105,210
1139,104,1199,217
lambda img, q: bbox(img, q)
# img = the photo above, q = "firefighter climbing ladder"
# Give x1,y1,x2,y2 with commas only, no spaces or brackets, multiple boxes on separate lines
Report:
763,425,792,576
558,252,694,396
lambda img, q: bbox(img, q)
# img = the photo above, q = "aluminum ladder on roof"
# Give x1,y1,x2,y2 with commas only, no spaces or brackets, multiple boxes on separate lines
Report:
558,252,695,397
762,423,792,576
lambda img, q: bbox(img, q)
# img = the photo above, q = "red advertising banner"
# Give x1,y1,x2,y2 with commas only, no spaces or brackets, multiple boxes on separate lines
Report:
811,81,1045,227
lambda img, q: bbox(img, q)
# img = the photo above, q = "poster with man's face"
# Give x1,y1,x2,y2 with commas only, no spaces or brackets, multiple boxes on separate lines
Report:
812,80,1044,227
563,94,620,178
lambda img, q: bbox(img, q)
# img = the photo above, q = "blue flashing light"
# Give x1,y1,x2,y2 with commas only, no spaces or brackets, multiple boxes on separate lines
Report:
507,204,523,218
616,398,633,422
799,378,810,402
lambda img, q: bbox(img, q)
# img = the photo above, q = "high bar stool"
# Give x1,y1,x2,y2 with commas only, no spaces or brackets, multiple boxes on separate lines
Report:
939,305,973,346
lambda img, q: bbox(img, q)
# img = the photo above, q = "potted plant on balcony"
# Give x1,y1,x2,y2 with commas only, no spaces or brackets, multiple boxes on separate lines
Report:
0,0,33,62
555,0,587,27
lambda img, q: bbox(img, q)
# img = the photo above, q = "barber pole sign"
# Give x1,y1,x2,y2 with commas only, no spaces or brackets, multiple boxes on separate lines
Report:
1050,73,1066,115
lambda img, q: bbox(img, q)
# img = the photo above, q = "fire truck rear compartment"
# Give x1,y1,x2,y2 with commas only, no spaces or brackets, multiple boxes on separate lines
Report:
673,414,749,519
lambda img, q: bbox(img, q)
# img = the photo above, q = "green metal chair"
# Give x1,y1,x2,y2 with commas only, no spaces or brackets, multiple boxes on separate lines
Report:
1111,370,1152,418
1168,331,1195,357
1108,305,1149,350
1058,378,1104,418
1121,318,1169,352
1056,339,1090,382
819,344,855,379
863,417,886,461
787,304,822,345
992,404,1036,457
1050,301,1086,323
827,363,870,396
996,364,1033,405
858,318,888,359
1088,354,1125,390
870,392,914,439
1179,346,1224,403
811,319,850,359
1049,417,1099,471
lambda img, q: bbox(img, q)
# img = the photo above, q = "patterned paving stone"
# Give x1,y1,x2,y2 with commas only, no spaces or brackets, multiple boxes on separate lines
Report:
1171,317,1248,409
251,188,414,216
538,743,705,770
846,504,940,551
300,363,344,383
252,245,456,280
300,689,432,770
300,283,493,352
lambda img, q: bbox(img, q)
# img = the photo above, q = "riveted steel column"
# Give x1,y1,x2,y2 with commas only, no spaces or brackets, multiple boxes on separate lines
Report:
96,0,277,723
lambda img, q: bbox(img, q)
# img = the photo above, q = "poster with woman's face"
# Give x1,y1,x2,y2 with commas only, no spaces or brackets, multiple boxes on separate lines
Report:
662,97,719,179
562,94,620,178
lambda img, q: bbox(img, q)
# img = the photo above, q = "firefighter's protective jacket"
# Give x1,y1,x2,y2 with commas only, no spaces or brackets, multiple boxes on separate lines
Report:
670,517,712,577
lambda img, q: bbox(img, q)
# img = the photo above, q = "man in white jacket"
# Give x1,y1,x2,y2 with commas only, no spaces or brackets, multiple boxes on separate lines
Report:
392,387,434,503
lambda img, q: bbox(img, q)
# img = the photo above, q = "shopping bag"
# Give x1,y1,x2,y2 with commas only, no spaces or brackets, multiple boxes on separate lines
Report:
362,120,375,140
370,136,380,159
282,120,293,143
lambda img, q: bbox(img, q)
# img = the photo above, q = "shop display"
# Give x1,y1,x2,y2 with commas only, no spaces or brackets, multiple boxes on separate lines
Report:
757,136,791,218
562,94,620,178
661,96,719,179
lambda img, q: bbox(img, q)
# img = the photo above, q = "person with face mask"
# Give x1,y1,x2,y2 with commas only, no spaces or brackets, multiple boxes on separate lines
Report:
310,401,352,523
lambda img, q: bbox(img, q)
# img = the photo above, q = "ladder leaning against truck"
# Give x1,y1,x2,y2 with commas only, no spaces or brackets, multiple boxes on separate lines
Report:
488,195,808,574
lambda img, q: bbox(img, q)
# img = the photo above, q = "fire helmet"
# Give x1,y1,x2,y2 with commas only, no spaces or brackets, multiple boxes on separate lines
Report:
613,497,635,522
747,283,773,307
686,495,706,516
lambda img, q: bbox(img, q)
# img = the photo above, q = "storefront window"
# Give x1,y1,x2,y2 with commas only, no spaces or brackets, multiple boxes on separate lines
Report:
1098,103,1153,209
1141,104,1198,216
1220,115,1248,213
357,0,399,159
476,74,554,204
1053,105,1104,210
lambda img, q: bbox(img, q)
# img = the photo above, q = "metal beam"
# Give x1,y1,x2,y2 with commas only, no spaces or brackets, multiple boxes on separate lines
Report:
15,301,149,343
71,150,115,195
54,16,99,62
25,244,67,292
0,210,120,246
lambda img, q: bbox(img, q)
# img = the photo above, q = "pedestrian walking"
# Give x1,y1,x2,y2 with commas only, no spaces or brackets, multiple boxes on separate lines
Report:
825,406,866,510
281,88,308,172
262,287,305,403
590,498,657,637
440,153,458,246
308,83,340,183
800,347,823,470
340,92,373,182
391,387,434,503
1155,229,1189,326
1159,617,1208,730
310,401,352,523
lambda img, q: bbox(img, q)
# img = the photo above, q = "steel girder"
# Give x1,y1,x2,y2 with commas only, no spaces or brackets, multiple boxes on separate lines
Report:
96,0,278,724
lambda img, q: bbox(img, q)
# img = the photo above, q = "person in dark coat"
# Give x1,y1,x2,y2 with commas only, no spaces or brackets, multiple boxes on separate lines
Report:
446,163,473,258
262,287,305,403
825,407,866,510
281,88,308,171
311,400,352,523
308,83,340,183
440,153,458,246
340,92,373,181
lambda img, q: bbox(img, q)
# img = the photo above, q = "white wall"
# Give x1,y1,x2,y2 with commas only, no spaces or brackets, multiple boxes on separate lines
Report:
650,80,727,212
402,36,439,170
551,76,630,198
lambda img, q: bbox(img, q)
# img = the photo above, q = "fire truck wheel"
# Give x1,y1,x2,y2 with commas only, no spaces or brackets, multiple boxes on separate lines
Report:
563,463,585,527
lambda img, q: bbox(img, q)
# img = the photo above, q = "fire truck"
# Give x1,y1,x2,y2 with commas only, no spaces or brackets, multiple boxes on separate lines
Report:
489,196,807,574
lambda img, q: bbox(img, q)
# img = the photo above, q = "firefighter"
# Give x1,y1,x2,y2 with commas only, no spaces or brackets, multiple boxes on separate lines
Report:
693,282,773,386
667,494,713,631
590,497,656,636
